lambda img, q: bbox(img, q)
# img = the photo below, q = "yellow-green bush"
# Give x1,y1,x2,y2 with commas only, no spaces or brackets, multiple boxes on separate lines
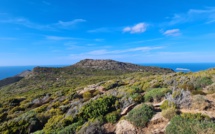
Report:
43,115,64,133
161,107,177,120
82,91,92,100
180,113,210,121
144,88,170,102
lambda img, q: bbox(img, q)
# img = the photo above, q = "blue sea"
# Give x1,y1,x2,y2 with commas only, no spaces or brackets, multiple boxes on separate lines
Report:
0,63,215,80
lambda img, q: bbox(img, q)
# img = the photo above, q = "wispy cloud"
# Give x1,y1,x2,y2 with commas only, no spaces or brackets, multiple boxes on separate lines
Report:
128,38,163,44
65,46,163,62
169,7,215,25
57,19,86,27
46,36,80,41
163,29,181,36
0,17,86,30
87,27,111,33
94,38,104,42
123,23,147,34
0,18,52,30
87,46,163,55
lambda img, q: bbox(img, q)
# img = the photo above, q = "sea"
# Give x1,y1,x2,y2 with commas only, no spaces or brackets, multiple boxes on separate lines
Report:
0,63,215,80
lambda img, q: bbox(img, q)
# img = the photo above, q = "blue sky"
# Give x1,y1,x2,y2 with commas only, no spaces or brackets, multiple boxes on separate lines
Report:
0,0,215,65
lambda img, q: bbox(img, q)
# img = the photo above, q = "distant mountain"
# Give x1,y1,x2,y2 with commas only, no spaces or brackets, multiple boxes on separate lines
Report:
72,59,174,73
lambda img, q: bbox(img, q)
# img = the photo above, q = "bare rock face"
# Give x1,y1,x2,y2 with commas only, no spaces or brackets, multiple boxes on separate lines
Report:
145,112,169,134
203,83,215,93
115,120,137,134
103,123,116,134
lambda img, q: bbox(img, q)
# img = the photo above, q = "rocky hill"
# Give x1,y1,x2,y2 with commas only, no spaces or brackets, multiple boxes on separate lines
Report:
0,60,215,134
73,59,173,73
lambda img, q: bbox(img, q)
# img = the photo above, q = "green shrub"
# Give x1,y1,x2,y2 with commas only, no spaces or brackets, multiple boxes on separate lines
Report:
105,111,120,123
57,120,84,134
82,91,92,100
9,106,25,114
144,88,170,102
127,104,155,127
180,113,210,121
191,90,206,95
33,130,44,134
131,93,143,103
127,86,143,94
195,77,213,89
43,115,64,133
166,115,215,134
0,113,7,122
161,107,177,120
79,96,117,120
160,100,175,110
103,80,124,91
0,110,43,134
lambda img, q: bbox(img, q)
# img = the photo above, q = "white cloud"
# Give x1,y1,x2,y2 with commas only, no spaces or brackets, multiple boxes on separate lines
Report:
57,19,86,27
169,7,215,25
88,50,108,55
0,18,52,30
65,46,163,62
163,29,181,36
123,23,147,34
87,46,163,55
0,17,86,30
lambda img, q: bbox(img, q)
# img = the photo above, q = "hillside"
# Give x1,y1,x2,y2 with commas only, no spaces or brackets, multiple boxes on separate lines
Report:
0,59,215,134
0,70,31,88
0,59,173,90
73,59,173,73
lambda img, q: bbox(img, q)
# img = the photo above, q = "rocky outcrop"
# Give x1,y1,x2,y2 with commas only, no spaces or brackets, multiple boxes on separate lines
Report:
145,112,169,134
115,120,137,134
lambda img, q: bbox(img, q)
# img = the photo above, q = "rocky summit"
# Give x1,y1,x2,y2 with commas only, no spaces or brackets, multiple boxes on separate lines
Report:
73,59,174,73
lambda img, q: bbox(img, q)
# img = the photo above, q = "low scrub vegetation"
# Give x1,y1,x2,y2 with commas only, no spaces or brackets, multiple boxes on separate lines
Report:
0,62,215,133
166,114,215,134
127,104,155,127
144,88,170,102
